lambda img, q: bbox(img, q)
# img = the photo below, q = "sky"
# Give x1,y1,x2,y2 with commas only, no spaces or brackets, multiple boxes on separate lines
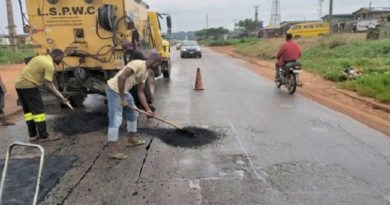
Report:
1,0,390,34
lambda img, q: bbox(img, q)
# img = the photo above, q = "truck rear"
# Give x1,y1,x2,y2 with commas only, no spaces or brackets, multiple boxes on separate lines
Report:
21,0,171,111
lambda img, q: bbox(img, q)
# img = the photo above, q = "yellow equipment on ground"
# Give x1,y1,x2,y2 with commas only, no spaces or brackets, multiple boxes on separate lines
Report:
20,0,172,110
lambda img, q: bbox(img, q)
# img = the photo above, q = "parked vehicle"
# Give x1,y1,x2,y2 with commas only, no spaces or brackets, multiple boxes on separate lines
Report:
180,41,202,58
276,61,302,94
287,22,330,38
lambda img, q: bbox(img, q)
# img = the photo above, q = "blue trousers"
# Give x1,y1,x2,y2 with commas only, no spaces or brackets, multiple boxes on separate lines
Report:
105,86,139,142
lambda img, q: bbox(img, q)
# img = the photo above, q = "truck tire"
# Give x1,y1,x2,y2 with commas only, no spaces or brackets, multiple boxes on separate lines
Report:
163,69,170,78
154,65,162,77
162,61,171,78
70,94,87,107
144,69,156,103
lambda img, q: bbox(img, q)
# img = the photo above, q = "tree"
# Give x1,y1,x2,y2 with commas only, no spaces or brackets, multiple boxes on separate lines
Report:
195,27,229,40
238,19,260,32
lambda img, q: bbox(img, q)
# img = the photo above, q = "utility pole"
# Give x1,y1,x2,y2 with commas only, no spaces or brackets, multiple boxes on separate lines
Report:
328,0,333,24
253,5,260,22
206,13,209,28
6,0,17,51
318,0,324,20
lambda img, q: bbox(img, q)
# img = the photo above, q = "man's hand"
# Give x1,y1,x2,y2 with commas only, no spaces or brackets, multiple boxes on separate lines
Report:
120,98,129,108
61,98,69,105
61,98,74,110
145,109,155,118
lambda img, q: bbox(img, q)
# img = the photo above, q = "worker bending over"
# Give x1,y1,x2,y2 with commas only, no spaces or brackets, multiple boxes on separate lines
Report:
106,53,160,160
15,49,69,141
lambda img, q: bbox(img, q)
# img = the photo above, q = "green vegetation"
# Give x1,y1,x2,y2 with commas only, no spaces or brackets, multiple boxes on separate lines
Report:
0,47,33,65
237,19,260,33
218,33,390,103
339,73,390,103
195,27,229,41
206,38,258,47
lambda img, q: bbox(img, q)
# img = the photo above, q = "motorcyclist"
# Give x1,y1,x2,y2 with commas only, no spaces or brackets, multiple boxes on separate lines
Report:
275,33,301,82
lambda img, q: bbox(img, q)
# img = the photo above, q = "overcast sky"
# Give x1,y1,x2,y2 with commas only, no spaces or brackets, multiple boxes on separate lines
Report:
1,0,390,34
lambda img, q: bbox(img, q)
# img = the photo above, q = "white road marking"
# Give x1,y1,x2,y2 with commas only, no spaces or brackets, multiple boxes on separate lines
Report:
228,120,265,182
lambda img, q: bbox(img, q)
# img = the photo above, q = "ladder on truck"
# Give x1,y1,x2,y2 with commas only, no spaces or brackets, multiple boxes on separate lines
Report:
0,142,45,205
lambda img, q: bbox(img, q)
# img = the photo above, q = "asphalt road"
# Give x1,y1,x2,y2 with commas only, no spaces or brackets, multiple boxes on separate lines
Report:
0,48,389,205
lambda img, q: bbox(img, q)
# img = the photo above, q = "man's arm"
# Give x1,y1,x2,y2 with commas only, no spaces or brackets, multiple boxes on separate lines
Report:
118,66,134,107
44,80,67,103
136,83,154,117
276,44,286,60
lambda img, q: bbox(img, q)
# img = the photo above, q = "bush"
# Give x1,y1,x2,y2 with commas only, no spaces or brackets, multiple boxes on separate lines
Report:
0,47,33,65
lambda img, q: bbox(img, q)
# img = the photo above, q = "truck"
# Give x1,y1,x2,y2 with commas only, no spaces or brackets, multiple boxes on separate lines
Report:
19,0,172,112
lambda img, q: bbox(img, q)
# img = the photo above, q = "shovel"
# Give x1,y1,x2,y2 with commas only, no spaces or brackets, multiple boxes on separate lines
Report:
127,106,184,130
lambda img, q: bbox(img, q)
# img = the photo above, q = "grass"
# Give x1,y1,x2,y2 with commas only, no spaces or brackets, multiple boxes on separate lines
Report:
0,47,33,65
205,38,258,47
221,33,390,103
339,73,390,103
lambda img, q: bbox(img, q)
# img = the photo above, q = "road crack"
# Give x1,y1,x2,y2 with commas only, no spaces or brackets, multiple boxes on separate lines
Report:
59,144,106,204
136,137,154,183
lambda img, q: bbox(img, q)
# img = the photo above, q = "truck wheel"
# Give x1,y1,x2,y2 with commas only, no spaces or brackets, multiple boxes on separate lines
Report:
162,61,171,78
163,69,171,78
154,65,162,77
144,70,156,103
70,94,87,107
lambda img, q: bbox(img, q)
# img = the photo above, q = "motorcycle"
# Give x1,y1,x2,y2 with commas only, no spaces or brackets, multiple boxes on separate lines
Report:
276,61,302,94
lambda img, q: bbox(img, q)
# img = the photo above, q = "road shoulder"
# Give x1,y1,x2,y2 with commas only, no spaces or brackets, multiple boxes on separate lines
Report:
211,46,390,136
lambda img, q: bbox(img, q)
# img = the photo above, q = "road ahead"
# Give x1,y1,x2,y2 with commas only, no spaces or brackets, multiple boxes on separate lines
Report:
1,48,390,205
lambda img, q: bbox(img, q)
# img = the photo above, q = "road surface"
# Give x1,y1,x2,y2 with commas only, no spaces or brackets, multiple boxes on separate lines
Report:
0,48,389,205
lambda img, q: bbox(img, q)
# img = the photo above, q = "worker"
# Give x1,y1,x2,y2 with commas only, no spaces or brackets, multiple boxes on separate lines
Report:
121,39,145,64
105,53,161,160
0,74,14,126
15,49,69,141
275,33,301,82
131,29,140,50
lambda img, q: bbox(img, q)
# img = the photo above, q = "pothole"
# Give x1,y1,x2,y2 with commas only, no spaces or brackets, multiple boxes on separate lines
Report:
140,127,223,148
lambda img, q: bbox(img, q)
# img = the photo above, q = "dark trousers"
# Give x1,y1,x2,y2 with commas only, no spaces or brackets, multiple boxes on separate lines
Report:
0,88,4,120
16,88,48,139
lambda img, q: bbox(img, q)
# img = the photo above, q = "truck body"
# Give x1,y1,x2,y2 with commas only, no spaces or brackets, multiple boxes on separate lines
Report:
21,0,171,110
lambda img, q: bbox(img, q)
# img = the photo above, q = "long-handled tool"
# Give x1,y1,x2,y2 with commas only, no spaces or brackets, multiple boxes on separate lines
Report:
127,106,184,130
65,101,74,110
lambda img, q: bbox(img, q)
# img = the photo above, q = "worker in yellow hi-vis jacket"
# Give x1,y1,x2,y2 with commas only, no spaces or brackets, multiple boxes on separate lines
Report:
15,49,69,142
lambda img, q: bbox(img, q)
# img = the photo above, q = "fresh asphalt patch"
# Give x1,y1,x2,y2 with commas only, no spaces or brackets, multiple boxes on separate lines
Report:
50,112,108,136
140,127,223,148
0,156,76,204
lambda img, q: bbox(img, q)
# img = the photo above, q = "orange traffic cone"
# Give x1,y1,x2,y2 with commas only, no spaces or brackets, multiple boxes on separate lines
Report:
194,67,204,91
